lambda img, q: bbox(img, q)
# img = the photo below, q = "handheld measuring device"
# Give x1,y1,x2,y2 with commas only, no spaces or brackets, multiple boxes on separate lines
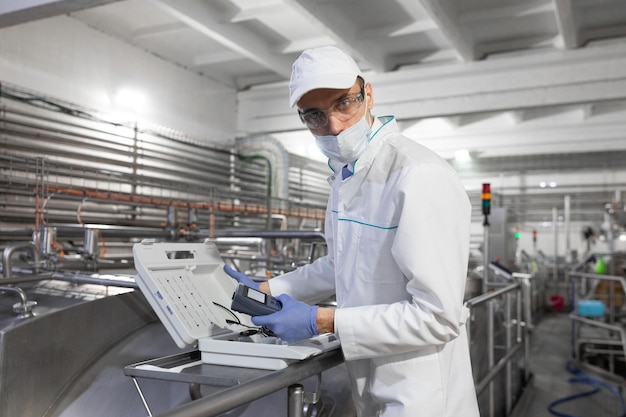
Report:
231,283,282,316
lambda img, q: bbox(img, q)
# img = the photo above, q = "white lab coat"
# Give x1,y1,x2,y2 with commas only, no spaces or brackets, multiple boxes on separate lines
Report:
269,116,480,417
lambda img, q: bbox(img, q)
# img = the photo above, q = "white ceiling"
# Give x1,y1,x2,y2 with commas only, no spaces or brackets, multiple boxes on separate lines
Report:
2,0,626,226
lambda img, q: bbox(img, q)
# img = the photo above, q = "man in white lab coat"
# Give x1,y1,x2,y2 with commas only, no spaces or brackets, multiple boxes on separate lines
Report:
225,46,480,417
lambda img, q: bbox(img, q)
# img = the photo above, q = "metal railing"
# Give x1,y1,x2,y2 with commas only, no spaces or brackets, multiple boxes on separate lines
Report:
568,269,626,381
465,273,532,417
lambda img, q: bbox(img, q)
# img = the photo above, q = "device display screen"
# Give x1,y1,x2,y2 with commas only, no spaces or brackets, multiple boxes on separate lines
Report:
246,287,265,304
231,283,282,316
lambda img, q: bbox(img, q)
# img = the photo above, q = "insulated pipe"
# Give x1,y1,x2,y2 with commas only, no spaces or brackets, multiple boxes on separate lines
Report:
236,135,290,200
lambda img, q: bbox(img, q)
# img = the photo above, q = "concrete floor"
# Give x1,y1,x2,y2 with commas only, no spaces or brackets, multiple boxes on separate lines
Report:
517,312,626,417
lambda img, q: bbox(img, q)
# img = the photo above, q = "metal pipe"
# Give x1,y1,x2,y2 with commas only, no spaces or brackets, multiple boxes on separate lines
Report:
516,273,532,382
518,279,526,382
0,285,36,317
476,344,522,395
49,224,167,239
4,226,326,251
83,228,100,258
0,285,28,307
505,291,512,414
51,272,138,288
202,230,326,240
552,207,559,281
483,224,490,293
0,271,137,288
2,241,40,278
466,281,527,413
37,224,326,241
568,271,626,288
487,299,494,417
34,226,56,256
514,273,533,330
570,315,626,359
564,195,571,262
287,385,304,417
570,271,578,360
465,282,521,308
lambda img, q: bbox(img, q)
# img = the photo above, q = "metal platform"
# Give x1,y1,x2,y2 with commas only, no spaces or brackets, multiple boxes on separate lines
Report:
124,348,344,417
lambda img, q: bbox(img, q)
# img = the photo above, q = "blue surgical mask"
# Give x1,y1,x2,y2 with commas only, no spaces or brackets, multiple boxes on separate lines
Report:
313,114,371,164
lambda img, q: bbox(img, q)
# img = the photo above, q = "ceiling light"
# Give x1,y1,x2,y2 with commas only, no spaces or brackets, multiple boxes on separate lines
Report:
454,149,471,162
115,88,146,108
549,181,557,188
540,182,547,188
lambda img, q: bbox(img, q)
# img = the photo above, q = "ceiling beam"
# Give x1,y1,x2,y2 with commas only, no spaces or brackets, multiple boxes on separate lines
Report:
460,0,553,23
131,22,188,40
230,2,285,23
0,0,122,28
237,41,626,134
414,0,476,61
286,0,387,72
154,0,294,78
553,0,580,49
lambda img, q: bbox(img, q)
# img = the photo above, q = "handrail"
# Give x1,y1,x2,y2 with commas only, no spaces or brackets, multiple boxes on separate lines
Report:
568,269,626,379
465,278,530,417
568,270,626,327
465,282,520,308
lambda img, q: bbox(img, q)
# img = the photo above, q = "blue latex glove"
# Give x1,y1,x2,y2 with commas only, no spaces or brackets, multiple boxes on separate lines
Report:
223,264,259,290
251,294,319,343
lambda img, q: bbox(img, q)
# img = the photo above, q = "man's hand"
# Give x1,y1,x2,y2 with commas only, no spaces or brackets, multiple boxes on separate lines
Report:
251,294,319,343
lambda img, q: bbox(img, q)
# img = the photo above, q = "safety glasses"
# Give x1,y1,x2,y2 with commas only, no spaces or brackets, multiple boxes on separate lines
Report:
298,88,364,129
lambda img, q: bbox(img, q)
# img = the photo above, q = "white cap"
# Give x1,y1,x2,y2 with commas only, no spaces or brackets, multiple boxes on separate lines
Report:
289,46,362,108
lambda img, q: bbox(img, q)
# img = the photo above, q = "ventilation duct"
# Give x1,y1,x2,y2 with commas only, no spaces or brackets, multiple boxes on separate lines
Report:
235,135,290,200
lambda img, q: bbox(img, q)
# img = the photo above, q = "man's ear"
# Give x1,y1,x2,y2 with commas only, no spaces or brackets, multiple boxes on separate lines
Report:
365,82,374,111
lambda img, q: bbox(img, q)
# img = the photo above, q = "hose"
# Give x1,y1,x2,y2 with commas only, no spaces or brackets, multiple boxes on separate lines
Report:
548,359,626,417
